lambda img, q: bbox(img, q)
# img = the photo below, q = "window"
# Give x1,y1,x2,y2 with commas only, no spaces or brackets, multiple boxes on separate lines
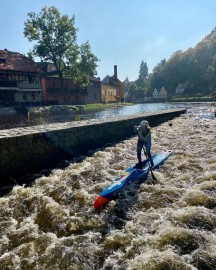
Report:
0,58,6,64
31,94,35,101
28,76,34,84
23,95,27,101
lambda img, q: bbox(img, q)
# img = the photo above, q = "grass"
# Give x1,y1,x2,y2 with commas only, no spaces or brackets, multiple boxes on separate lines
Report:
83,103,132,111
170,96,212,102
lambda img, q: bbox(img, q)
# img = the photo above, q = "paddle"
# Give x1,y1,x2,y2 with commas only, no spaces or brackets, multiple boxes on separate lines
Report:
143,147,157,182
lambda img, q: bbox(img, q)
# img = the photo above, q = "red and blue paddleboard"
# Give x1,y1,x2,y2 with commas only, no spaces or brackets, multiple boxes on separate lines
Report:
94,150,172,209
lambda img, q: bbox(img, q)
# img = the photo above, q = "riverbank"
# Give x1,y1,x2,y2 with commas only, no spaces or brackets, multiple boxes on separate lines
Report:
0,104,215,269
27,102,133,114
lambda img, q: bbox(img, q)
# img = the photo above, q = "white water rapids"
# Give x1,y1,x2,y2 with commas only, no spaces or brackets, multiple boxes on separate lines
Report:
0,104,215,270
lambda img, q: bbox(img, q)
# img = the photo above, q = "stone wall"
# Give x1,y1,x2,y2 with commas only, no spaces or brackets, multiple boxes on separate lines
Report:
0,109,186,185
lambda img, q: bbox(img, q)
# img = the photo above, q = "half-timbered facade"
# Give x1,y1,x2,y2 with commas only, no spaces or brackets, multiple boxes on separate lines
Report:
0,49,43,106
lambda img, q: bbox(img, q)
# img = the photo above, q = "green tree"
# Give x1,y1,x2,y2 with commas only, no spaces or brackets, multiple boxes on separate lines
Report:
79,41,99,76
136,60,148,90
65,40,99,86
139,60,148,79
148,59,166,93
206,55,216,92
24,6,99,87
128,82,138,94
147,26,216,97
123,77,131,94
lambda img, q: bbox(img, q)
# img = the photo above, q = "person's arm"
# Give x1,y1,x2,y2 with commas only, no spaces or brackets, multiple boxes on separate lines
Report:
145,129,151,142
138,128,151,142
138,128,146,141
133,125,138,132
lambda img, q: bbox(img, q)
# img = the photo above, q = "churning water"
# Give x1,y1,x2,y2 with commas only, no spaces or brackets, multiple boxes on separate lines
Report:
0,104,215,270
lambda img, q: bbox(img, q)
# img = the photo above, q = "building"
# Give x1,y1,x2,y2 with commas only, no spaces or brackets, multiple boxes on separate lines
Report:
159,86,167,99
41,76,87,105
85,76,102,104
101,65,125,103
0,49,43,106
152,88,159,99
110,65,125,102
37,62,100,105
101,75,117,103
175,84,184,95
37,62,87,105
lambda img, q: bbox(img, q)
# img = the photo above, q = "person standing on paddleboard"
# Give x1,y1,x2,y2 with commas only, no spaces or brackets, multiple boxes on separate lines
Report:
134,120,154,169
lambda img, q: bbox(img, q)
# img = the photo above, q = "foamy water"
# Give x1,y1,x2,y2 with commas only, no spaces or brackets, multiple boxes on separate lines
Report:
0,105,215,270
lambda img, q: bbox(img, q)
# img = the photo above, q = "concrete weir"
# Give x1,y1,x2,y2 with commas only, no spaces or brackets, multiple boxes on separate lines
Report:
0,109,186,185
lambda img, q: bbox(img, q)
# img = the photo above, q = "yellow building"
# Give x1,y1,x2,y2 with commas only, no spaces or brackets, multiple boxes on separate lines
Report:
101,79,117,103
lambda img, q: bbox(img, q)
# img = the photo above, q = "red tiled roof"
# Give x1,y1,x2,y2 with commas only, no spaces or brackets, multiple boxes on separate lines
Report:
0,49,43,73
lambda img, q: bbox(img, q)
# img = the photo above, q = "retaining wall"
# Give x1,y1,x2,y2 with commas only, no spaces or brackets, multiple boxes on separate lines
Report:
0,109,186,185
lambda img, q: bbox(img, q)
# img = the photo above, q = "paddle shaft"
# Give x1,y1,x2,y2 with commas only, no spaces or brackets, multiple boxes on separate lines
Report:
142,147,157,181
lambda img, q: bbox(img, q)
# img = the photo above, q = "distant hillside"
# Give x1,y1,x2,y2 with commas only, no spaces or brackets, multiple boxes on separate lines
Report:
148,26,216,97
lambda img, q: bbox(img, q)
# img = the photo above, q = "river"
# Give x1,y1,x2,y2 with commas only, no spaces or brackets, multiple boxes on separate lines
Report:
0,102,208,129
0,103,215,269
39,102,191,123
1,102,188,129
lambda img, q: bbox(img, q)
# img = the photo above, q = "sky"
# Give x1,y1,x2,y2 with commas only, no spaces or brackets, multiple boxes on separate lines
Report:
1,0,216,81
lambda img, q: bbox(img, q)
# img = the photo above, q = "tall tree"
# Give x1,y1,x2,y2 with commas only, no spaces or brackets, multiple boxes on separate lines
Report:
136,60,148,90
139,60,148,80
148,59,167,93
24,6,99,86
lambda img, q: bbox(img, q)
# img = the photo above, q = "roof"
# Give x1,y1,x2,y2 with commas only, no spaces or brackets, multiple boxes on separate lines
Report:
36,62,56,72
0,49,42,73
101,75,118,87
110,75,123,85
89,76,101,82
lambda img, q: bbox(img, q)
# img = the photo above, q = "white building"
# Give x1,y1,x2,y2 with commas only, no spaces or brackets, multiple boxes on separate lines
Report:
175,84,184,95
152,88,159,99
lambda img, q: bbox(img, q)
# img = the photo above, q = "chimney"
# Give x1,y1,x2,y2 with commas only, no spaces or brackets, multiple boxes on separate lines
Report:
114,65,117,79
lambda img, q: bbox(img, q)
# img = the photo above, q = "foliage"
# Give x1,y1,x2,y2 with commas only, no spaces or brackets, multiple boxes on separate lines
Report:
125,61,150,101
123,77,132,94
128,82,138,95
74,115,81,121
38,117,46,125
148,59,167,94
139,60,148,80
24,6,99,87
148,27,216,96
84,103,132,111
126,26,216,101
136,60,148,90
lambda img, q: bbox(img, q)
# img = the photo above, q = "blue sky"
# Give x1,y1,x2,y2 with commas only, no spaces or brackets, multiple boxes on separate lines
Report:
1,0,216,81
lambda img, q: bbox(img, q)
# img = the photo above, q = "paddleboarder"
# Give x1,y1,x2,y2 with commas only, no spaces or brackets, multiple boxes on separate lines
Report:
134,120,154,169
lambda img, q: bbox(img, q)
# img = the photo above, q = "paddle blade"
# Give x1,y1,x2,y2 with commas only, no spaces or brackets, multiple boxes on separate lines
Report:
94,196,110,209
